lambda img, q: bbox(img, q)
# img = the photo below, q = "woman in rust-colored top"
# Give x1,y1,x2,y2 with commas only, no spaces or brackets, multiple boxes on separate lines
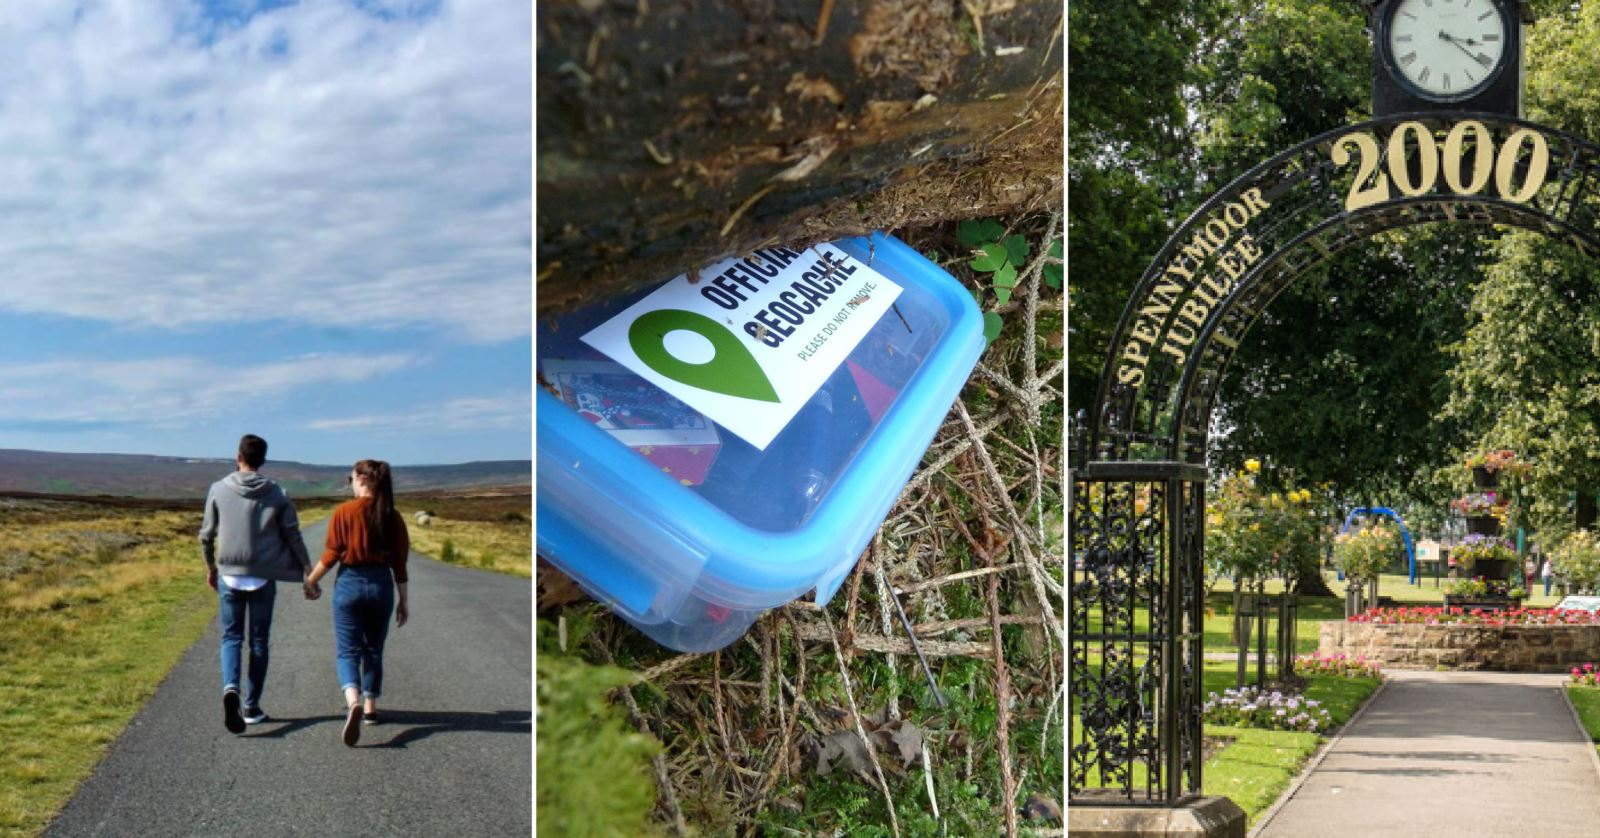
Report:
305,459,409,747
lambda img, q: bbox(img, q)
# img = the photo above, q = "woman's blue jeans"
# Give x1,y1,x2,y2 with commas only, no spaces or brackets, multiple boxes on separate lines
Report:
333,565,395,700
219,582,276,708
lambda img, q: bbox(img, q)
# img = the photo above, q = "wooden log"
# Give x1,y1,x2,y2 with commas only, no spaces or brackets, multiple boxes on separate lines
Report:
536,0,1063,314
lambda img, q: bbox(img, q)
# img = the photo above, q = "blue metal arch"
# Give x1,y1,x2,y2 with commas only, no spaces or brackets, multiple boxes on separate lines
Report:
1341,507,1418,585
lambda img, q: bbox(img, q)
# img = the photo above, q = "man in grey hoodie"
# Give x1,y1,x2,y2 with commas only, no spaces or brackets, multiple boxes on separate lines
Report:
199,434,317,734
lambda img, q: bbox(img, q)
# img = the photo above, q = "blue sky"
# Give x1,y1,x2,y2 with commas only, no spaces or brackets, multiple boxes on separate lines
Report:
0,0,530,466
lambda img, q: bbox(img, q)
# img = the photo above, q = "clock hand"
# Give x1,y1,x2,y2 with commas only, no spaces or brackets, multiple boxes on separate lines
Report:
1439,31,1483,63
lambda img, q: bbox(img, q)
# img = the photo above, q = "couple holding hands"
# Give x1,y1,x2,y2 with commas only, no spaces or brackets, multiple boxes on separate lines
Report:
199,434,411,747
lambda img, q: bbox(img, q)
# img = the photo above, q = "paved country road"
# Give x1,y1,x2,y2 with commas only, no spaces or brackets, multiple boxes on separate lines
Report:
46,521,531,838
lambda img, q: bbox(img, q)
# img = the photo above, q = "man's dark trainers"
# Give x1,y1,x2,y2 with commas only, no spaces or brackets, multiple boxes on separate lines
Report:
342,704,361,747
242,707,268,725
223,690,245,734
362,711,379,726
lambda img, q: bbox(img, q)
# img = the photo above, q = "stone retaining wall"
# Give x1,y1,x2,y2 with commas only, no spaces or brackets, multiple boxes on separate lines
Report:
1318,622,1600,672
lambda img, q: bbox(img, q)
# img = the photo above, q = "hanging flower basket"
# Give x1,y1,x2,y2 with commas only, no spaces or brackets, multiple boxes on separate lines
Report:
1471,466,1499,489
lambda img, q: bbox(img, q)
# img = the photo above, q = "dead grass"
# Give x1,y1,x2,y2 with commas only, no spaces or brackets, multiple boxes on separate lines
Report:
538,214,1064,836
398,491,531,578
0,501,214,835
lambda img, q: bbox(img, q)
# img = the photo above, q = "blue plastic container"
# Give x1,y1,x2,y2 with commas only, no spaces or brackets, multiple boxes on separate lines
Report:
536,232,984,651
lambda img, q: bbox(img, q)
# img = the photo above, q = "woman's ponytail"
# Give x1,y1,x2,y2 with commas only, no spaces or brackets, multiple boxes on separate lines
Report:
354,459,397,552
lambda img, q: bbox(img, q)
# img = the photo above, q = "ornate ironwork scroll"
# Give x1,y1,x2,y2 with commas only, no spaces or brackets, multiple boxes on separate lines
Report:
1069,462,1205,805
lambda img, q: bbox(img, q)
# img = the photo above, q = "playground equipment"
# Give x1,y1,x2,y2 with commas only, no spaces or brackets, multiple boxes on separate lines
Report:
1341,507,1418,585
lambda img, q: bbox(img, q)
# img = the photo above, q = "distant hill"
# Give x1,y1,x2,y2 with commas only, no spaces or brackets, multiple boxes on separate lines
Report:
0,448,529,499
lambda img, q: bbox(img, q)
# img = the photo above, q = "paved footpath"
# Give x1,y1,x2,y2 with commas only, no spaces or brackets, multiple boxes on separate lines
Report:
46,521,531,837
1257,670,1600,838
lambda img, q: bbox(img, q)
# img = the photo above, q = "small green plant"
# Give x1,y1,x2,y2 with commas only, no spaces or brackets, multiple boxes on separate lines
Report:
958,218,1027,343
440,539,457,564
537,616,662,836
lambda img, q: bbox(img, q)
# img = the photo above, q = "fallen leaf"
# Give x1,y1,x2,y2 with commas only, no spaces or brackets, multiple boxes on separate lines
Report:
874,720,925,769
813,730,873,778
536,559,588,611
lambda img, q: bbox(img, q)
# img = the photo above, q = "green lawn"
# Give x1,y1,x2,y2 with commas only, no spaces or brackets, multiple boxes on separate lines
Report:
1074,660,1382,825
1567,685,1600,757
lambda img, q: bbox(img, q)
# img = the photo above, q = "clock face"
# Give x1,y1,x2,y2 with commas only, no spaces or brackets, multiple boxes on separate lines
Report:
1386,0,1510,101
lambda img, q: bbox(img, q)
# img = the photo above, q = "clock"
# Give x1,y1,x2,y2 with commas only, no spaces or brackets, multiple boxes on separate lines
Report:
1383,0,1510,101
1371,0,1525,117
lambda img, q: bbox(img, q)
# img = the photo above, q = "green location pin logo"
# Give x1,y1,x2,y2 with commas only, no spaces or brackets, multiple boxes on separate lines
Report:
628,309,781,403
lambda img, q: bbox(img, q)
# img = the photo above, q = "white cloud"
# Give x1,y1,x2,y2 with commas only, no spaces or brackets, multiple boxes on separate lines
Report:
0,351,420,425
305,391,530,432
0,0,530,341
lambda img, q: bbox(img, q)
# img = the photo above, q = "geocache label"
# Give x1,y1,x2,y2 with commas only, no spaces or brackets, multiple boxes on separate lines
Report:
581,243,902,449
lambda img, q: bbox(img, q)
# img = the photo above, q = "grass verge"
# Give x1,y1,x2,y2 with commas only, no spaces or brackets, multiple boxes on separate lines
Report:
398,492,530,578
0,500,214,835
1567,684,1600,756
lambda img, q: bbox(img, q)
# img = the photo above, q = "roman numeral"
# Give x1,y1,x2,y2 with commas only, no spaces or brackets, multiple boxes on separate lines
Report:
1400,52,1418,67
1477,53,1493,67
1403,11,1418,19
1465,68,1475,82
1444,73,1452,90
1397,35,1414,43
1484,34,1499,41
1478,10,1492,20
1419,67,1432,83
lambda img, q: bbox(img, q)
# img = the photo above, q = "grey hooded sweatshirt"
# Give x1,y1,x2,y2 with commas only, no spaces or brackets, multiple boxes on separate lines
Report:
198,470,312,582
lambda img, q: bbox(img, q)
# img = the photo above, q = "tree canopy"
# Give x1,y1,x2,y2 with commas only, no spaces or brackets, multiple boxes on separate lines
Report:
1071,0,1600,537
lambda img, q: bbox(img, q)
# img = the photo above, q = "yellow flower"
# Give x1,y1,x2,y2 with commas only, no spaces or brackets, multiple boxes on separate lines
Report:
1271,493,1282,504
1245,459,1261,473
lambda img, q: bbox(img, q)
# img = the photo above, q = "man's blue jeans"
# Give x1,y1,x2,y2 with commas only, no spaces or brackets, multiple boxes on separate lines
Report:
333,565,395,699
219,582,276,709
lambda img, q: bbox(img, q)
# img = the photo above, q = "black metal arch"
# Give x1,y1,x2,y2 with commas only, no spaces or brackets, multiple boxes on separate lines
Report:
1070,113,1600,808
1085,113,1600,465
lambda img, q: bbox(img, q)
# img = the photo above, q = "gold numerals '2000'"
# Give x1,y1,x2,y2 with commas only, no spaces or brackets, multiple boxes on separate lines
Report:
1331,120,1550,212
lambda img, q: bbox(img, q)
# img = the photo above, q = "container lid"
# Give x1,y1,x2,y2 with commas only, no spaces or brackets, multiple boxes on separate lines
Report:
537,232,983,610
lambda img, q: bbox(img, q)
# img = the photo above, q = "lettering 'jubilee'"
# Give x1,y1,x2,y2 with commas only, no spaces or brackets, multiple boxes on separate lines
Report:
627,309,781,403
1115,188,1271,389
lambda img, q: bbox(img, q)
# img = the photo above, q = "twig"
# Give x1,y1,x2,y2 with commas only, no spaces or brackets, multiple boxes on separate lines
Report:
720,184,776,238
903,410,1013,496
948,496,1018,838
911,614,1045,636
955,399,1064,645
711,651,743,797
841,544,871,660
592,640,688,836
637,653,705,682
822,611,902,838
897,563,1022,595
871,537,902,718
789,622,996,659
748,615,808,815
813,0,836,44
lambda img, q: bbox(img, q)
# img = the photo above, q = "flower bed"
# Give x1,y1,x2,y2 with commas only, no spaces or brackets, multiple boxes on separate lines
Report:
1349,607,1600,626
1295,652,1383,679
1202,686,1332,732
1572,663,1600,687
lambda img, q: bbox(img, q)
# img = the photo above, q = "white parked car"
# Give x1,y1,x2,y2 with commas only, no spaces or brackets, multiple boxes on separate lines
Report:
1553,596,1600,613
